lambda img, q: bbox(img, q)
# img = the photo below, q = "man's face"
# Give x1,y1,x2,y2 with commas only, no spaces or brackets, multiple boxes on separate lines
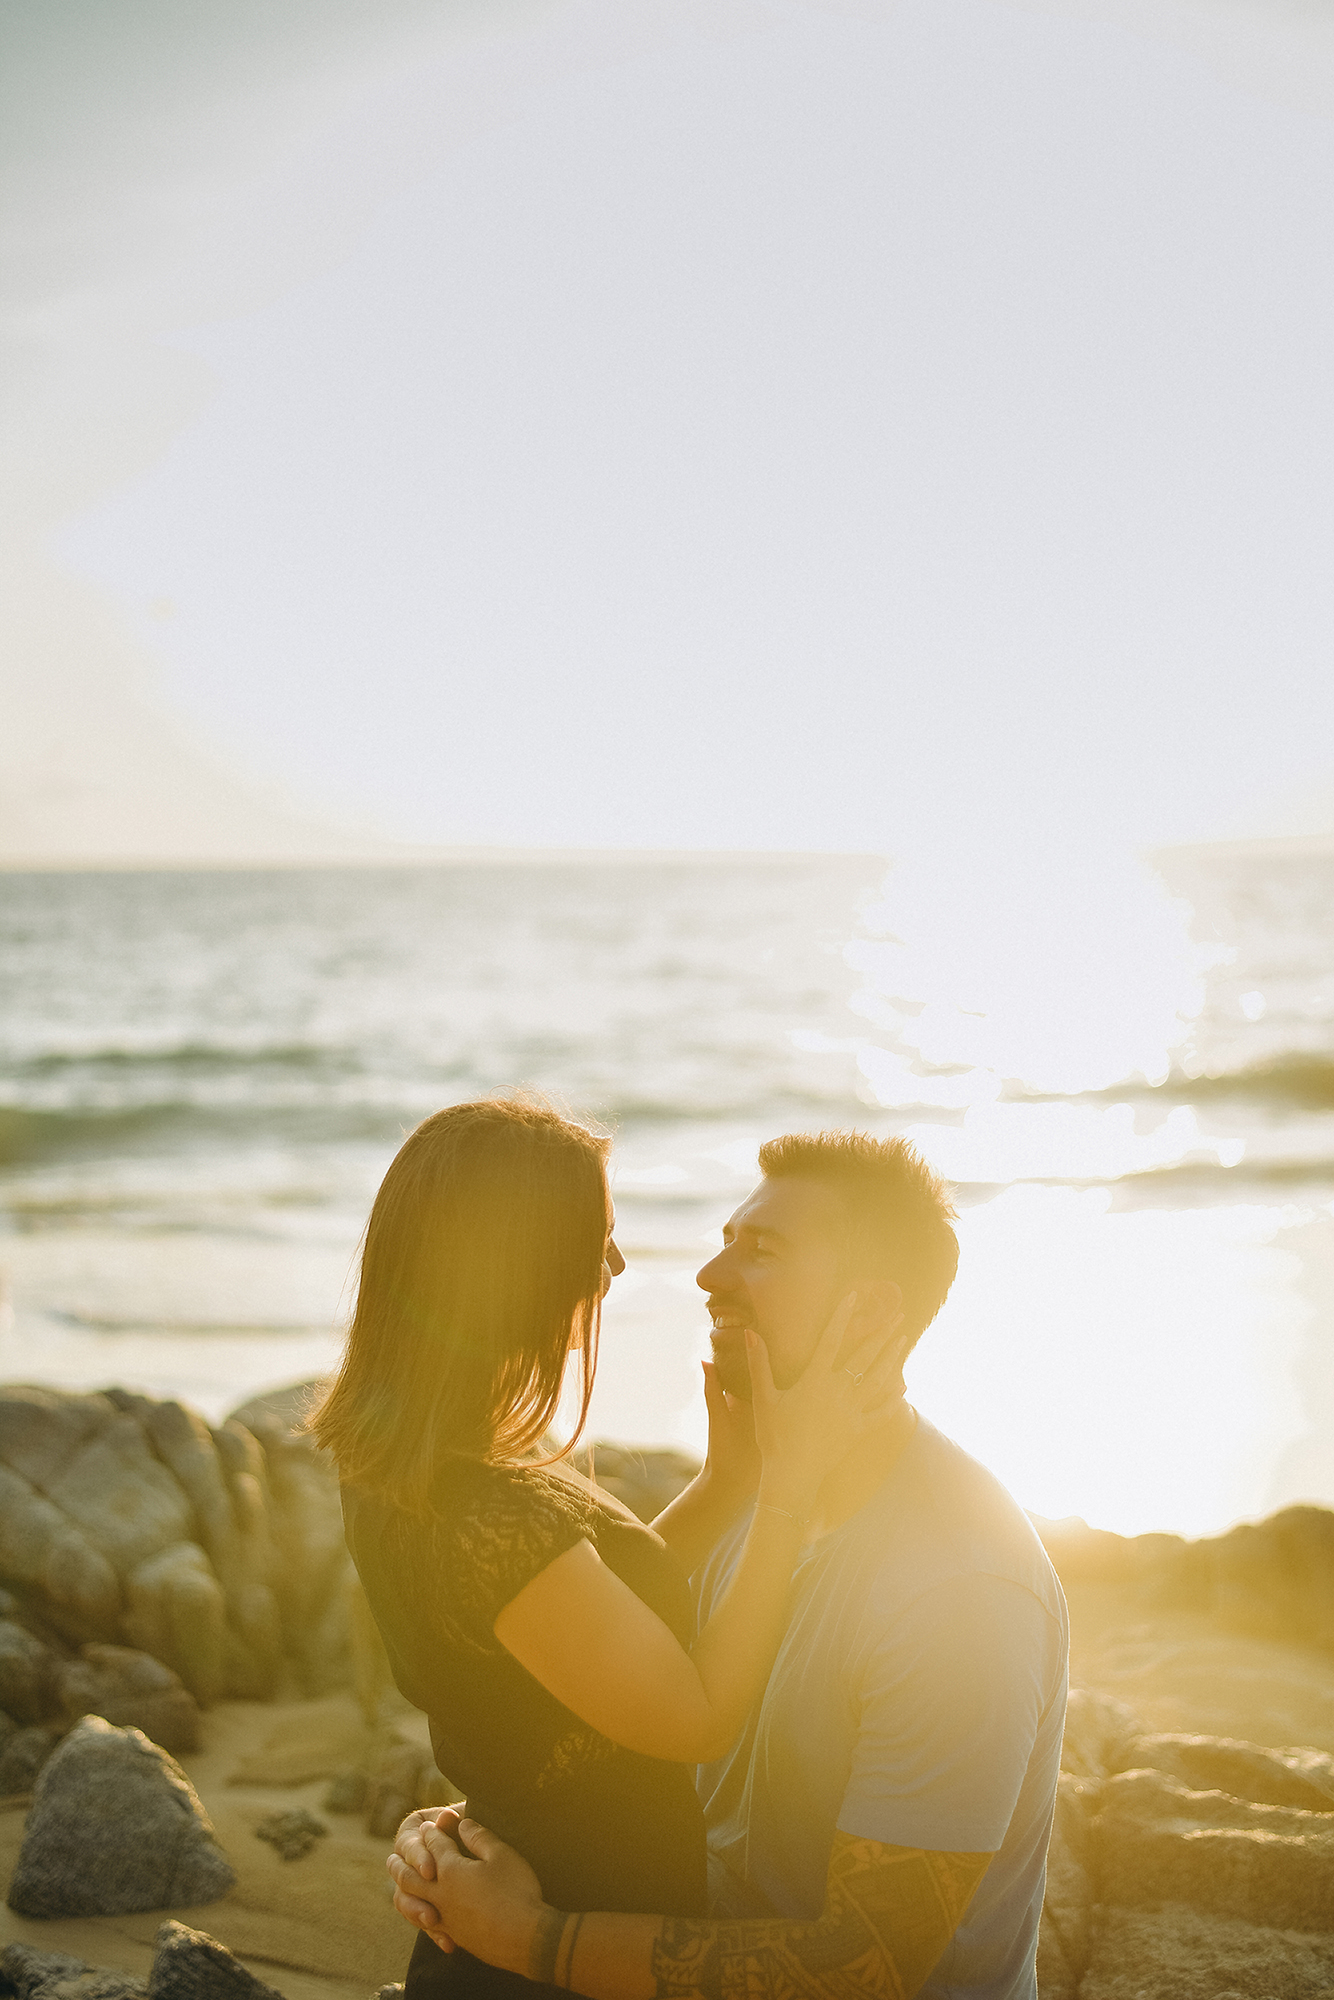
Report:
696,1176,849,1396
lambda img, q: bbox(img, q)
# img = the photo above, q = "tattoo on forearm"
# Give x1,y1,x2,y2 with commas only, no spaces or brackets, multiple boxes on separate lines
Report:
649,1835,992,2000
531,1908,585,1990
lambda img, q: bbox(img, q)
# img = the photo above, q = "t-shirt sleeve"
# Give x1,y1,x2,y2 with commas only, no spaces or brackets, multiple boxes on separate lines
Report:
434,1466,591,1649
838,1571,1063,1855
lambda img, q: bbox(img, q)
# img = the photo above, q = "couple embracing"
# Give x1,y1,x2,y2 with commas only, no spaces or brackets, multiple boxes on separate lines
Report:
313,1097,1067,2000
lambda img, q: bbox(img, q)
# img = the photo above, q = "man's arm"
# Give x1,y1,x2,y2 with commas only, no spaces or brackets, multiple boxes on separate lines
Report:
394,1816,991,2000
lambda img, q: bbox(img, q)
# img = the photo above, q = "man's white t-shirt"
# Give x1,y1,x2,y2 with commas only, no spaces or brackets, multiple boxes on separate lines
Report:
692,1415,1069,2000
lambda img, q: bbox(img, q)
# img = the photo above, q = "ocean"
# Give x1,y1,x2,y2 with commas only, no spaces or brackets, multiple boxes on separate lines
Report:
1,848,1331,1539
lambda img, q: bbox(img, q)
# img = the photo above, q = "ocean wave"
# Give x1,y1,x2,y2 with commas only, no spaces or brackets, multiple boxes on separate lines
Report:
16,1039,358,1074
0,1100,413,1166
953,1155,1334,1205
1069,1052,1334,1112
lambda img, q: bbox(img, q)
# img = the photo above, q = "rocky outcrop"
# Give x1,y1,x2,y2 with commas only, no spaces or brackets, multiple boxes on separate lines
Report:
6,1716,235,1917
53,1643,201,1754
570,1443,703,1523
0,1943,146,2000
0,1384,348,1706
1037,1688,1334,1998
0,1925,287,2000
147,1921,285,2000
0,1610,201,1758
1035,1505,1334,1657
0,1721,60,1795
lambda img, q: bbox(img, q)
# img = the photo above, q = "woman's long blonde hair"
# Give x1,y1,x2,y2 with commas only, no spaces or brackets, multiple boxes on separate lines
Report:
311,1096,610,1515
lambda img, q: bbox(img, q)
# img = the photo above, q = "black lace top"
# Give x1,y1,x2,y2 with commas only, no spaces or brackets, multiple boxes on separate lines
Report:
342,1458,707,1930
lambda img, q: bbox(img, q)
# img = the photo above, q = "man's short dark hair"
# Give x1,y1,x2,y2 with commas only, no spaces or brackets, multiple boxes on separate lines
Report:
758,1130,959,1347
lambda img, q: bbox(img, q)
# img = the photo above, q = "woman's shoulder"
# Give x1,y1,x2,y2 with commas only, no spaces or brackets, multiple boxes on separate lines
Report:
434,1454,596,1540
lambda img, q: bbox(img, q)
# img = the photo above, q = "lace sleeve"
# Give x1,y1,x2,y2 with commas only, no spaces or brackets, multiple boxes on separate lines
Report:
431,1463,592,1651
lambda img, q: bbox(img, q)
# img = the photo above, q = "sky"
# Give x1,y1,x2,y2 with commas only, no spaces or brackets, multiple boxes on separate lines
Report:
4,0,1334,863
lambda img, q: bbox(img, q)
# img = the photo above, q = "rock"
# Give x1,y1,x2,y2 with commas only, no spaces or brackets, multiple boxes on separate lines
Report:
122,1545,228,1708
1037,1770,1095,2000
0,1460,121,1645
1037,1504,1334,1658
1060,1687,1142,1782
1117,1732,1334,1812
0,1723,60,1795
227,1383,326,1436
0,1618,58,1725
0,1944,146,2000
42,1405,196,1579
257,1429,352,1698
208,1422,282,1701
1206,1507,1334,1654
1094,1766,1334,1933
572,1443,702,1523
55,1644,201,1754
254,1809,327,1861
322,1768,368,1814
0,1385,351,1704
362,1741,425,1842
1078,1903,1334,2000
0,1388,114,1490
6,1714,235,1916
107,1397,283,1703
148,1922,284,2000
375,1987,405,2000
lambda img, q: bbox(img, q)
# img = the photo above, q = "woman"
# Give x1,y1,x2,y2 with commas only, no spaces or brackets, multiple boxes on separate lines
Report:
313,1097,900,1999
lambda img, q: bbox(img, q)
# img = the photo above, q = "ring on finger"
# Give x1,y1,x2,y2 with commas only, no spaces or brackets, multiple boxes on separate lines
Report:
844,1367,864,1387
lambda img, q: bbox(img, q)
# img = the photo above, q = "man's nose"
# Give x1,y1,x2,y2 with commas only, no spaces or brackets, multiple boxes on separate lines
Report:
696,1244,731,1293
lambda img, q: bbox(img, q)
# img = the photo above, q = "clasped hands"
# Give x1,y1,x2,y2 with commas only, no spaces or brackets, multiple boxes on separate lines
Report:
387,1807,543,1973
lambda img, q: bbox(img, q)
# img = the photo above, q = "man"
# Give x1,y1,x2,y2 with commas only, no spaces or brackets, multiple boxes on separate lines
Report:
391,1130,1069,2000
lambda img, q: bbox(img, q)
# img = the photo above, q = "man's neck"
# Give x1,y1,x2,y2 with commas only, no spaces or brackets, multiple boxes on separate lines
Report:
806,1398,918,1543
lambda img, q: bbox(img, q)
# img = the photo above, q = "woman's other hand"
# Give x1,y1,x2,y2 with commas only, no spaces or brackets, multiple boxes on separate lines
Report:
389,1808,463,1952
410,1817,547,1981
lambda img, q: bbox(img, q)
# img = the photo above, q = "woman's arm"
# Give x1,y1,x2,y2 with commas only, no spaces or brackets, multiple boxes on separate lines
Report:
494,1303,906,1765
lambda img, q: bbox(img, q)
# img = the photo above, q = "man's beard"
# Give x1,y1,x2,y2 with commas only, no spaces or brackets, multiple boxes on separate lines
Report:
710,1333,753,1402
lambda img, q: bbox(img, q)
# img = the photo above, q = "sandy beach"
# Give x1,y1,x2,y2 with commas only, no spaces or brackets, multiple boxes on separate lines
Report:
2,1381,1333,2000
4,1564,1334,2000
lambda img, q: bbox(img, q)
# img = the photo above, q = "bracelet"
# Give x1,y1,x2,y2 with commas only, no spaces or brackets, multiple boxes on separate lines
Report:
755,1500,810,1530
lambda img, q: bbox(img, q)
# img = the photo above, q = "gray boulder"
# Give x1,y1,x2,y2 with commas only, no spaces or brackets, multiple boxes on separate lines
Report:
147,1922,283,2000
6,1715,234,1916
0,1945,146,2000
